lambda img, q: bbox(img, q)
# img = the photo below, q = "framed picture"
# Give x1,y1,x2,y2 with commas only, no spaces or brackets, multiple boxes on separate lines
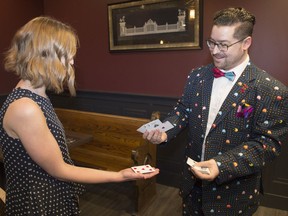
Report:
108,0,202,52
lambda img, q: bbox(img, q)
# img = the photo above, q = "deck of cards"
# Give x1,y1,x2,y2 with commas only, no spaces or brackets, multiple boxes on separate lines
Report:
186,157,211,175
137,119,174,133
131,165,156,174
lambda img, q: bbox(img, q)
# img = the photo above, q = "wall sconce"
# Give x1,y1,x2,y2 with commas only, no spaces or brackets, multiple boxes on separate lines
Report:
189,9,195,19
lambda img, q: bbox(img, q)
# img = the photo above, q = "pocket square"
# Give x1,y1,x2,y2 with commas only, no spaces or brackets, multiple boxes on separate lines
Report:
236,103,254,119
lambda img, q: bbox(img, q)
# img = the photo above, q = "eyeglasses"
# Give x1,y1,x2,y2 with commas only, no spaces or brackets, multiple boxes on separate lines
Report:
206,38,246,52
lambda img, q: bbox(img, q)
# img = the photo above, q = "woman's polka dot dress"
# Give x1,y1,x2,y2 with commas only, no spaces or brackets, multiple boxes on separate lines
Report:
0,88,84,215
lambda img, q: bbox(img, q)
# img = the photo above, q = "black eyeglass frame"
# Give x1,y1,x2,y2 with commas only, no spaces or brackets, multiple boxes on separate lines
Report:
206,38,246,52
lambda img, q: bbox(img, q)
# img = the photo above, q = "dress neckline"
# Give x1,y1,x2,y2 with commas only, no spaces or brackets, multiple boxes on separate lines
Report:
14,87,50,101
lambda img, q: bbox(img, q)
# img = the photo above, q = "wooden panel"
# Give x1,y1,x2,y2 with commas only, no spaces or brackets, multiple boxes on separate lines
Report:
55,108,149,149
69,145,133,171
55,108,152,169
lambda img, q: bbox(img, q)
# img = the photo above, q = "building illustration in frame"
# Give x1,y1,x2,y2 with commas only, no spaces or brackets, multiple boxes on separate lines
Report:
119,9,186,37
108,0,202,51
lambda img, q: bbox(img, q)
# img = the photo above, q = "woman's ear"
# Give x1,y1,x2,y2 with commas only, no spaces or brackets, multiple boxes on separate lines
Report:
69,58,74,66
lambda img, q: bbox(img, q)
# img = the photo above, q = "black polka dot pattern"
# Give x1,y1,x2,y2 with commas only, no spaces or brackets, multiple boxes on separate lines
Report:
0,88,84,215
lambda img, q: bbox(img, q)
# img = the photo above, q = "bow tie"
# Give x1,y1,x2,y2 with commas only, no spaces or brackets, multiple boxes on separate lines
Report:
213,67,236,81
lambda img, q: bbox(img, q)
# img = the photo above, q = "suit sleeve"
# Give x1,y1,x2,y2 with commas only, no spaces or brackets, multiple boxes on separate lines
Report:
163,71,196,142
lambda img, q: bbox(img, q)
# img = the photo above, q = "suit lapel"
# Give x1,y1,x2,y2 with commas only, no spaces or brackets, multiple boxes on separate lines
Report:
208,63,256,134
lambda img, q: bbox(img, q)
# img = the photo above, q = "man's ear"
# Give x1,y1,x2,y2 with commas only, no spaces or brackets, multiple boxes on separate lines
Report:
243,36,252,50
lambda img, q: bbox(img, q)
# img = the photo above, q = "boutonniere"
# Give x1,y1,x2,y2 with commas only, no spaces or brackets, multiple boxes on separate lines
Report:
240,83,248,93
236,102,254,118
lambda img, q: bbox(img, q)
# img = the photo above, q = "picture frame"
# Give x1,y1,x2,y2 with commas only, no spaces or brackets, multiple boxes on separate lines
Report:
108,0,202,52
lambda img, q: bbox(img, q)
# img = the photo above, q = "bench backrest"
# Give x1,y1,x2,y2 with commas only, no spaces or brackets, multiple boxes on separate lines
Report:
55,108,150,151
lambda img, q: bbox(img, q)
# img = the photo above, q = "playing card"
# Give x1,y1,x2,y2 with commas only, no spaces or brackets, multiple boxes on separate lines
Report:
137,119,162,133
137,119,174,133
193,166,211,175
131,164,156,174
155,121,174,132
186,157,211,175
186,157,197,167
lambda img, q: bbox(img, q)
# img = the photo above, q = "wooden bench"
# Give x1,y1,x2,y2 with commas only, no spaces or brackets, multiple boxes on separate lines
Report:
55,108,159,214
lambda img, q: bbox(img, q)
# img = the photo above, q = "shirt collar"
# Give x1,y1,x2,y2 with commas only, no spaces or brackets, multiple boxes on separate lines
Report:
223,55,250,78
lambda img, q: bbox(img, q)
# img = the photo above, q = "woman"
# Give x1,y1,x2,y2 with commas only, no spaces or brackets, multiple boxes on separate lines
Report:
0,17,159,215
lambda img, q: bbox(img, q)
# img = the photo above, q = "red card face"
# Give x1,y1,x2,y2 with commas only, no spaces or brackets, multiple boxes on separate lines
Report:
131,165,155,174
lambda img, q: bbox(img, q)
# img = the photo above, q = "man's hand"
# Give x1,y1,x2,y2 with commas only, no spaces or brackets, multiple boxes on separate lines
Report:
143,129,167,145
190,159,219,181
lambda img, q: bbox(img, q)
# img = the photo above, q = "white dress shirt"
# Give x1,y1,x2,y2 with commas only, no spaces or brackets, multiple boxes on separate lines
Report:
201,55,250,161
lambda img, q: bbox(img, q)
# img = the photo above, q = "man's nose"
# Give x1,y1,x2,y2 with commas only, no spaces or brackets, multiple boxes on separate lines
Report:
212,44,221,54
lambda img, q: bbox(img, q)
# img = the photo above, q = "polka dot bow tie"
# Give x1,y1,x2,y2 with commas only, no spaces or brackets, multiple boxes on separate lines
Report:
213,67,236,81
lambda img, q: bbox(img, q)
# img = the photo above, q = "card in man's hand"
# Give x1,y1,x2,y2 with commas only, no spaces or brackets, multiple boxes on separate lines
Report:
137,119,174,133
131,165,156,174
186,157,211,175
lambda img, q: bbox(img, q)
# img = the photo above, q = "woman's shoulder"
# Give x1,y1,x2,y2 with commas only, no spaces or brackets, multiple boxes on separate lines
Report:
7,97,42,120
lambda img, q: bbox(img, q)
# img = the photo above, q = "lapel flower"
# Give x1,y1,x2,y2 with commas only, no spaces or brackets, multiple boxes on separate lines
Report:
236,102,254,119
240,84,248,93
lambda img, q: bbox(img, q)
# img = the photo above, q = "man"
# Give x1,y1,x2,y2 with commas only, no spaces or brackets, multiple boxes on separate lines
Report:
143,7,288,215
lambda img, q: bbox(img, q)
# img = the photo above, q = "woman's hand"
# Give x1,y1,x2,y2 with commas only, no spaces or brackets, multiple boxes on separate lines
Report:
119,167,160,181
